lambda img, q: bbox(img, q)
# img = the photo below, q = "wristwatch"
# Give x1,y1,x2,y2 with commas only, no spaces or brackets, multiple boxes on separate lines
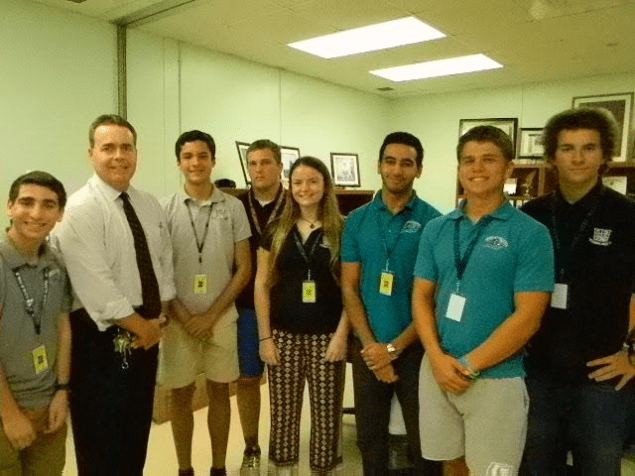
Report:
386,343,401,361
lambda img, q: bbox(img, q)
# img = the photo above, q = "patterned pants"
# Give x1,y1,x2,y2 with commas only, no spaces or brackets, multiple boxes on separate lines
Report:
268,329,345,472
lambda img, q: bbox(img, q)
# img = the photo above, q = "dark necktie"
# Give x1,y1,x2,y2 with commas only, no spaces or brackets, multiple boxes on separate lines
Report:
120,192,161,319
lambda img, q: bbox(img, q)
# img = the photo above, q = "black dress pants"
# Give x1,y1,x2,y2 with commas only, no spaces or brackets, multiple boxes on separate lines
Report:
69,308,158,476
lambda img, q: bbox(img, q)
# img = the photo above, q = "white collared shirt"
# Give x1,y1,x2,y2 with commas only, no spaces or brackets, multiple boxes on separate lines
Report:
54,174,176,330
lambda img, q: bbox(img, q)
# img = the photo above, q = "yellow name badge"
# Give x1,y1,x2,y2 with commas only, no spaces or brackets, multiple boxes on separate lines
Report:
32,345,49,375
379,271,394,296
302,280,316,303
193,274,208,294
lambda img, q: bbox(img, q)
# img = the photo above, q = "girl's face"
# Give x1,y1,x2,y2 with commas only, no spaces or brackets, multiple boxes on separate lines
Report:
291,164,325,210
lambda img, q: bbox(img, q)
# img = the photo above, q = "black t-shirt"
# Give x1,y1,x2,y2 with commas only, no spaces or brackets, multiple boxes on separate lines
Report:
521,182,635,381
236,188,286,310
261,225,342,335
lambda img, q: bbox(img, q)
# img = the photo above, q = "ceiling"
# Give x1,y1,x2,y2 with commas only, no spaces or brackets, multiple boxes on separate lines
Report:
32,0,635,97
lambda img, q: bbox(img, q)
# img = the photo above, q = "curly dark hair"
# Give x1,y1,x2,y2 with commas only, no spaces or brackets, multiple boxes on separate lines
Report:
542,107,618,162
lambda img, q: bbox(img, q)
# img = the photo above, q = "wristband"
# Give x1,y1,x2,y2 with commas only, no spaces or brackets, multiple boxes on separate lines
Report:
458,355,480,380
259,336,273,342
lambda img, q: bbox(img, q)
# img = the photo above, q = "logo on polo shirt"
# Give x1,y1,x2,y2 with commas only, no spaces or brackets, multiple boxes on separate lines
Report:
589,228,612,246
484,235,508,249
486,462,513,476
401,220,421,233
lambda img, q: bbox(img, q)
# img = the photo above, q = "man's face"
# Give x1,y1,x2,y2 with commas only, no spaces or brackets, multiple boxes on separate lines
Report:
378,143,422,194
90,124,137,191
8,184,63,245
247,148,282,192
458,140,512,198
178,140,215,185
552,128,604,189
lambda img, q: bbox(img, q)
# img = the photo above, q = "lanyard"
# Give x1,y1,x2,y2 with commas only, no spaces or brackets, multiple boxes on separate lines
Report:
293,228,323,281
13,267,49,335
376,208,412,271
248,188,285,236
549,189,602,281
185,200,214,264
454,216,493,287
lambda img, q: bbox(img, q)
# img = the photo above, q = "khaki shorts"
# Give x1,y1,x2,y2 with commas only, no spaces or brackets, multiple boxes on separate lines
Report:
158,309,239,388
419,356,528,475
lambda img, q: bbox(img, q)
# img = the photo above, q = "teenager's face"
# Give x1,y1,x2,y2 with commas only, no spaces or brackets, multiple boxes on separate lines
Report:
291,164,325,210
378,143,422,195
178,140,215,185
7,184,63,245
458,140,512,199
552,128,604,190
90,124,137,192
247,148,282,192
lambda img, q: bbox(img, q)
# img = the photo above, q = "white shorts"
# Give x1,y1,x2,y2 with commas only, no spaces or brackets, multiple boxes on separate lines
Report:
419,356,528,475
158,309,239,388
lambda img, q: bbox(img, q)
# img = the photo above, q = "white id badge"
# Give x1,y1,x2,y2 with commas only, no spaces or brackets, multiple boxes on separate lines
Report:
446,293,466,322
551,283,568,309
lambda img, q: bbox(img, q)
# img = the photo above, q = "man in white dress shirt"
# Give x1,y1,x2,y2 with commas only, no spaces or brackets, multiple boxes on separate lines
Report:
55,114,176,476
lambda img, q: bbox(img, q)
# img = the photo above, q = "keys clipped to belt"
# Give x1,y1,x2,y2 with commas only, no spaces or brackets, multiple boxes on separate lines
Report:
113,330,134,369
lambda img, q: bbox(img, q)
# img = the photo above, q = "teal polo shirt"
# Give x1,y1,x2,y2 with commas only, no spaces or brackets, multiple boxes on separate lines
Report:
414,201,554,378
341,191,441,342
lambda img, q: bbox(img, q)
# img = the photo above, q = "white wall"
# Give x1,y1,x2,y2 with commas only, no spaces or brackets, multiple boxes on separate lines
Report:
0,0,117,228
127,31,390,199
4,0,635,226
392,74,635,212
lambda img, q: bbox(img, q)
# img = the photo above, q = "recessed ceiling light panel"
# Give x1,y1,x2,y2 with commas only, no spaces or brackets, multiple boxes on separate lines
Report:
370,54,503,82
288,17,446,59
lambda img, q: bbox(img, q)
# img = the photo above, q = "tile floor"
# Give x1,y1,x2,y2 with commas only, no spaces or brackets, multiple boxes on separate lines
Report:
62,366,361,475
60,363,635,475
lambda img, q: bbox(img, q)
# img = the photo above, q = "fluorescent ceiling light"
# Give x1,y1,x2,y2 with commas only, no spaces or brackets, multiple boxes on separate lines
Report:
370,54,503,82
288,17,446,59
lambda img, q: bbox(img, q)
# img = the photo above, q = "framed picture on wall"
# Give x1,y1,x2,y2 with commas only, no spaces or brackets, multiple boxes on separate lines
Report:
235,141,250,185
330,152,360,187
281,146,301,184
459,118,518,152
572,92,633,161
518,128,544,159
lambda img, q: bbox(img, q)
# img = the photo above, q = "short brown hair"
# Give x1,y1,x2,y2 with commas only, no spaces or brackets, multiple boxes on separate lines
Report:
89,114,137,150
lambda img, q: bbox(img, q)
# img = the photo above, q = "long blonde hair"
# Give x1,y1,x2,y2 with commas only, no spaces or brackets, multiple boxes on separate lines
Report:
268,156,342,283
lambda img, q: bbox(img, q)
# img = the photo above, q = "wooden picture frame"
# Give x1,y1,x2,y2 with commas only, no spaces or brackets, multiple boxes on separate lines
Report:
280,146,301,185
459,118,519,152
572,92,634,162
518,128,544,159
235,141,250,185
330,152,360,187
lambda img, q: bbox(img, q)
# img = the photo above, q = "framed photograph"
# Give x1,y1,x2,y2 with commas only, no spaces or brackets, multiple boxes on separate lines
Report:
280,146,301,184
330,153,360,187
518,128,544,159
572,92,633,162
459,118,518,152
235,141,250,185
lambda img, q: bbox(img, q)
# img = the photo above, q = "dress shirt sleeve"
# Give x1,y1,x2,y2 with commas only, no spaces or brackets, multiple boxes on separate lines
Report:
54,197,135,329
157,204,176,302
